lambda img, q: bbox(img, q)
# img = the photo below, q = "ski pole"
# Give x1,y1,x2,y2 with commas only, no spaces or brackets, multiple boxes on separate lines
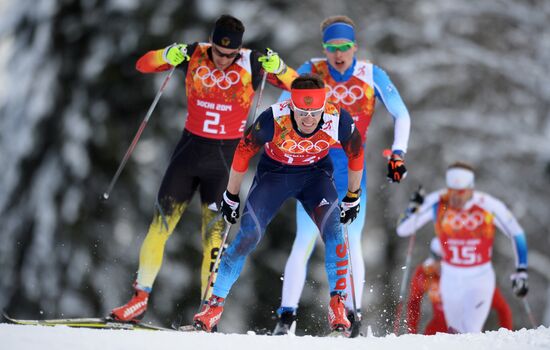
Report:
522,298,537,328
245,48,272,128
393,232,416,335
197,222,232,313
392,185,424,335
342,223,360,338
103,64,178,200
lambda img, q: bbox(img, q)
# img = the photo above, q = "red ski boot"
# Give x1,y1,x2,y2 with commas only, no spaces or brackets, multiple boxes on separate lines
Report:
193,295,225,332
110,285,149,322
328,293,351,332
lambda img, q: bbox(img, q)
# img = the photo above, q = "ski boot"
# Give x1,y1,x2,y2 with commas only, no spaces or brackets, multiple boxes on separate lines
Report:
193,295,225,332
328,293,351,335
273,307,297,335
110,284,150,322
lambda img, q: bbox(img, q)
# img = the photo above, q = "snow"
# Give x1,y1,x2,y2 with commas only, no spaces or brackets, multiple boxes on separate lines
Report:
1,324,550,350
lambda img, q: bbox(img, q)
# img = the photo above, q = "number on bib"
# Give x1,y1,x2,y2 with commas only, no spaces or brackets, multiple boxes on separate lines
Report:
448,245,477,265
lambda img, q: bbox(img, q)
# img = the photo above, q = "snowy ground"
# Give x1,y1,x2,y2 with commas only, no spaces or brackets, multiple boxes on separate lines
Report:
1,324,550,350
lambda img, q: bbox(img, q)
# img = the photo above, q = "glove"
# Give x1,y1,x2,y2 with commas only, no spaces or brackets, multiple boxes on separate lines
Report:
221,191,240,224
162,43,190,66
340,189,361,224
407,185,425,213
511,268,529,297
387,150,407,183
258,48,286,75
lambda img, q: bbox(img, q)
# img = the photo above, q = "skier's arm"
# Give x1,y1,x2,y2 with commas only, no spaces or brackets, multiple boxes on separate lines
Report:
486,194,528,269
251,50,298,91
136,42,196,74
338,108,364,192
492,287,513,330
406,266,426,334
396,191,441,237
373,65,410,153
227,109,275,194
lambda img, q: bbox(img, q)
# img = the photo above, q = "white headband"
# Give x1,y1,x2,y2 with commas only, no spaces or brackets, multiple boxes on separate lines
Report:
446,167,475,189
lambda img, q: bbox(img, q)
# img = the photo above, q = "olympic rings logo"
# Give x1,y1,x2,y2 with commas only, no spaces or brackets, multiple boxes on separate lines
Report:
442,211,485,231
195,66,241,90
280,139,330,154
326,84,364,105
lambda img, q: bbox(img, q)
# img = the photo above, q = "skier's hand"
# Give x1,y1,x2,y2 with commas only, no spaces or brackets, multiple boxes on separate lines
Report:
511,268,529,297
258,48,286,75
340,189,361,224
221,190,240,224
387,150,407,183
408,185,425,213
163,43,190,66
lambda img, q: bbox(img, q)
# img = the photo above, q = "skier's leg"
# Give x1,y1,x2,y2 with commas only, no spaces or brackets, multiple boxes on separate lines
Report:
136,198,190,289
299,166,350,330
461,266,495,332
280,201,318,310
440,263,495,333
212,170,289,298
197,140,239,299
112,134,197,321
329,148,367,312
135,134,199,289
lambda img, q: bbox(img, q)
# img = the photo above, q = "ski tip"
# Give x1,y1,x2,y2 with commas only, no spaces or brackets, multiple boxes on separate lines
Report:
1,312,15,323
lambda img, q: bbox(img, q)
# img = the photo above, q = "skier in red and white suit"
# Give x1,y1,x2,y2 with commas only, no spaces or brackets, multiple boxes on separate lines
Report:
407,239,513,334
397,162,529,333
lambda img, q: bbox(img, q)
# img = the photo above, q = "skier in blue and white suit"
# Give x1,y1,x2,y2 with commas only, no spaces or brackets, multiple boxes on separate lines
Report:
273,15,411,334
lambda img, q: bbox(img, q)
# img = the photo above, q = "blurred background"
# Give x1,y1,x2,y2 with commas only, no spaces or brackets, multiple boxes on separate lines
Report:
1,0,549,336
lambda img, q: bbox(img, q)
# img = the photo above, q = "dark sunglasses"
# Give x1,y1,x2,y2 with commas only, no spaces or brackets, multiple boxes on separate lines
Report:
212,45,240,58
322,42,355,53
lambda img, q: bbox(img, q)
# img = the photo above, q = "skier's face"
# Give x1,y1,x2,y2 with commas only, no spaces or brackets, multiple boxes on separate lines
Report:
323,39,357,74
211,44,240,70
292,104,324,134
447,188,473,209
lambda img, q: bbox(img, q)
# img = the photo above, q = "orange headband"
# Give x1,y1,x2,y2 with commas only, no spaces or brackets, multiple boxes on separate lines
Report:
290,88,326,110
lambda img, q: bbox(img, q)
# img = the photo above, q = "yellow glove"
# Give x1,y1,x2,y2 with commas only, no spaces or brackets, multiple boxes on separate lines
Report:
162,43,190,66
258,48,286,75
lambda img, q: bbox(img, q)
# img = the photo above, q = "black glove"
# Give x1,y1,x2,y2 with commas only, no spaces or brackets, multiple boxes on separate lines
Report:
408,185,425,213
387,151,407,183
511,268,529,297
340,189,361,224
221,191,240,224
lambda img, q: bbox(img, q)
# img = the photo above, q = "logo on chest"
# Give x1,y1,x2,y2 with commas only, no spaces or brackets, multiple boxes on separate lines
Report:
441,210,486,231
195,66,240,90
280,138,330,154
327,84,364,105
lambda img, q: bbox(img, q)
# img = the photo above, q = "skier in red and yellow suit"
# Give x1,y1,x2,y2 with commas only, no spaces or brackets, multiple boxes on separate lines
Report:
193,74,364,334
111,14,297,322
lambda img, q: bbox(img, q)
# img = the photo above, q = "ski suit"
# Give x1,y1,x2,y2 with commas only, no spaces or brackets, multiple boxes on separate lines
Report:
397,190,528,333
133,42,297,296
212,100,364,299
278,58,410,311
407,259,513,334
